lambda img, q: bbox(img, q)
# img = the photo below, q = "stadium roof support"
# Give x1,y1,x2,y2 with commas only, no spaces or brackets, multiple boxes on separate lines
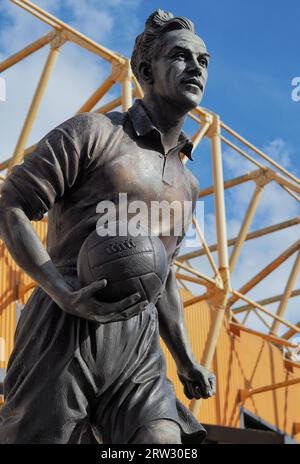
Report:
239,377,300,402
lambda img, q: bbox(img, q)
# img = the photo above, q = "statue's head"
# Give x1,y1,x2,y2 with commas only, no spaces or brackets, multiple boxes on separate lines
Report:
131,9,210,111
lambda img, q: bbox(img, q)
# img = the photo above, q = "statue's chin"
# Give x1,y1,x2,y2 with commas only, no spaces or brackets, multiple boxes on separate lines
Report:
178,94,203,112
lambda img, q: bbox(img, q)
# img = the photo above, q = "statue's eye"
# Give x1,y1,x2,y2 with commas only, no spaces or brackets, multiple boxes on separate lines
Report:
198,58,208,68
176,52,186,60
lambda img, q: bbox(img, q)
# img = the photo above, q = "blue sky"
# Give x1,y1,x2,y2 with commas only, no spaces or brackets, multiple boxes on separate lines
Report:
0,0,299,334
1,1,300,171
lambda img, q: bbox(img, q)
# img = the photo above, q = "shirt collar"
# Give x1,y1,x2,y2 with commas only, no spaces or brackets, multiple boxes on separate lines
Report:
127,99,193,161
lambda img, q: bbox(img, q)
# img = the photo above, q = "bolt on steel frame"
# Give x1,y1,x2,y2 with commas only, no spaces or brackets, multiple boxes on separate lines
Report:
0,0,300,415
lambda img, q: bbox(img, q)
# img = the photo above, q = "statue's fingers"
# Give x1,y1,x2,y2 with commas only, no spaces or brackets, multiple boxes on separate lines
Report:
113,292,142,311
118,300,149,320
208,375,216,394
183,383,193,400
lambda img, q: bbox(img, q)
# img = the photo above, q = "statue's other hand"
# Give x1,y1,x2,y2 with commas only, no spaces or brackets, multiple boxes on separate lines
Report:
59,279,149,323
177,363,216,400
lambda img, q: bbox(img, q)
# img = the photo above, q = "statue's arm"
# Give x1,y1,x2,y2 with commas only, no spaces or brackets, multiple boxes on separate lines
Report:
156,172,216,399
156,262,216,399
157,169,199,372
0,121,82,310
0,197,75,310
156,263,197,369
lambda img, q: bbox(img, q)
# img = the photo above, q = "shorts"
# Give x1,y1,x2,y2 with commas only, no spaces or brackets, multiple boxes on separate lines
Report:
0,269,206,444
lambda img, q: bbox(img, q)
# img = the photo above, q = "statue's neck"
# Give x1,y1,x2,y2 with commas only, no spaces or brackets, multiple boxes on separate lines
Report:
142,94,187,153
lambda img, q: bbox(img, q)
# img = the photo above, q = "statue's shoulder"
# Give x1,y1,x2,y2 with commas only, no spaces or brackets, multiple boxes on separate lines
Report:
57,111,127,146
69,111,125,131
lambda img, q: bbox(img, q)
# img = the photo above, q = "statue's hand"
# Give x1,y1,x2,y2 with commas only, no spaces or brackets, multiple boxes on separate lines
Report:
177,363,216,400
58,279,149,324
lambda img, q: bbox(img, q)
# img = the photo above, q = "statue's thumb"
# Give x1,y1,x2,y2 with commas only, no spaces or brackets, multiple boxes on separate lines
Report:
83,280,107,296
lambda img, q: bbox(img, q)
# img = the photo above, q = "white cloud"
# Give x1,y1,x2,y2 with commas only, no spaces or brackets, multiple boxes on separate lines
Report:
262,138,292,170
0,39,116,160
222,142,299,227
58,0,114,42
0,0,135,50
0,2,50,53
0,0,143,161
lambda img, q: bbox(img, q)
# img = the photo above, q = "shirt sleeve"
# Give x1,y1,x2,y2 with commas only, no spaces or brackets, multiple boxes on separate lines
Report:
0,117,84,221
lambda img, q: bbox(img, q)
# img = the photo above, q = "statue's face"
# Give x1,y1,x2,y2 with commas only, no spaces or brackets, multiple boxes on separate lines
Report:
150,29,209,111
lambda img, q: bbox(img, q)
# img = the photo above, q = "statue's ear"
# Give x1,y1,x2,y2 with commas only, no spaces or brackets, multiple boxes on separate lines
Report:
138,61,154,85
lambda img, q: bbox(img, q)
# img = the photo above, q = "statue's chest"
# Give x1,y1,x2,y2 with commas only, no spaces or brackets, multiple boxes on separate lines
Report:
100,148,192,204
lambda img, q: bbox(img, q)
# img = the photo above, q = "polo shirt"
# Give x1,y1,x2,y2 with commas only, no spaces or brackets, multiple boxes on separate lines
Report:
1,99,200,268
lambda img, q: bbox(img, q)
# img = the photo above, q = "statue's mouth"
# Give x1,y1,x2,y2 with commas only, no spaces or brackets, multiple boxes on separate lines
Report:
182,78,203,91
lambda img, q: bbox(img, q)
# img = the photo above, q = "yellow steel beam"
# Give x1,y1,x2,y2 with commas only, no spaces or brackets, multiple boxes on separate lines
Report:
231,289,300,334
11,0,61,29
227,240,300,308
239,377,300,402
192,216,219,278
209,116,230,274
8,44,60,173
190,114,230,417
182,120,211,164
191,119,211,153
121,59,133,112
197,169,262,198
0,31,55,72
280,185,300,203
173,260,215,286
282,321,300,340
233,289,300,313
293,423,300,435
229,182,265,273
175,273,209,286
270,251,300,336
266,169,300,196
76,74,116,114
285,359,300,371
229,322,299,349
221,120,300,186
188,112,202,124
184,293,210,308
221,135,265,170
178,217,300,265
95,96,122,114
253,309,272,330
11,0,124,64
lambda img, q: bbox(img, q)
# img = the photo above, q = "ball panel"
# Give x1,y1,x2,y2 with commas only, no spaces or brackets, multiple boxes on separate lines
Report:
85,232,154,268
148,234,169,280
139,272,165,303
95,272,161,303
77,238,95,285
90,251,154,281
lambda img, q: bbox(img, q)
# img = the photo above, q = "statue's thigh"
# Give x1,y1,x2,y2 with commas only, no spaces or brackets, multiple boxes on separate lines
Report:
130,419,181,444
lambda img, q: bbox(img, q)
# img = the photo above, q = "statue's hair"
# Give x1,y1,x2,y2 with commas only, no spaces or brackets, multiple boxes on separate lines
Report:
131,9,195,85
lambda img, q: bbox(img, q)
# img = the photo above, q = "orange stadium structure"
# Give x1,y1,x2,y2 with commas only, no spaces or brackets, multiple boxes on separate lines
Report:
0,0,300,444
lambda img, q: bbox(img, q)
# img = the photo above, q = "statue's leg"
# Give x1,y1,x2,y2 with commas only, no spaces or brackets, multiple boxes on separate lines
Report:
0,355,97,444
0,281,99,444
129,419,182,444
